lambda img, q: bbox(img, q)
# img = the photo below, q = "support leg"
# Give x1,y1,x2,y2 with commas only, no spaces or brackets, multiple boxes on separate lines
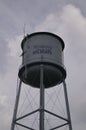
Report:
39,65,44,130
63,81,72,130
11,80,22,130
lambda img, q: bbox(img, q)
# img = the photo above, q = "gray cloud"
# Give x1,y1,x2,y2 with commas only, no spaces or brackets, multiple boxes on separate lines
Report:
0,0,86,130
32,4,86,130
69,0,86,16
0,37,10,74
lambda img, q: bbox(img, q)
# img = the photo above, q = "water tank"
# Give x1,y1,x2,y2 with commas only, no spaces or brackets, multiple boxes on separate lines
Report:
18,32,66,88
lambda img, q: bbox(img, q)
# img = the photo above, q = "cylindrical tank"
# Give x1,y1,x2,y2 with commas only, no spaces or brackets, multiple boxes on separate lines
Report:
18,32,66,88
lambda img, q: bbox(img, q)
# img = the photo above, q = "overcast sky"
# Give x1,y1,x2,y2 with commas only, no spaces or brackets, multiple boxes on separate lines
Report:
0,0,86,130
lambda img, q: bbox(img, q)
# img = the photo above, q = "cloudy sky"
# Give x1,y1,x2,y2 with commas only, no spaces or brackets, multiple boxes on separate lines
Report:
0,0,86,130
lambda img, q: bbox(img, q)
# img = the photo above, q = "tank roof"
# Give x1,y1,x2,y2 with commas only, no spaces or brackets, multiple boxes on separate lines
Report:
21,32,65,50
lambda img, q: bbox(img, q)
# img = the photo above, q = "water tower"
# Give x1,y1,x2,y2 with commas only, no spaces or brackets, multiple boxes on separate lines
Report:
11,32,72,130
